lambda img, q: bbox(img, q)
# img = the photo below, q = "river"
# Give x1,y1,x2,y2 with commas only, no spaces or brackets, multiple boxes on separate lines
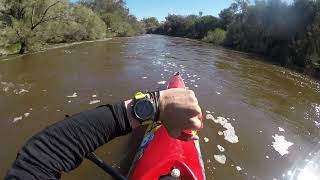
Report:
1,35,319,180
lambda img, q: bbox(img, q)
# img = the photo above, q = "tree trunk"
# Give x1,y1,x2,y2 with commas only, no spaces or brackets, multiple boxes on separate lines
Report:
19,41,26,54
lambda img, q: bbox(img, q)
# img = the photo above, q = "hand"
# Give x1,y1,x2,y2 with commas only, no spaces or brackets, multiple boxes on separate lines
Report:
159,88,203,141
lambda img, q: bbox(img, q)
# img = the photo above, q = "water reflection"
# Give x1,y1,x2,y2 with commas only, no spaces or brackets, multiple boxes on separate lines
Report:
290,148,320,180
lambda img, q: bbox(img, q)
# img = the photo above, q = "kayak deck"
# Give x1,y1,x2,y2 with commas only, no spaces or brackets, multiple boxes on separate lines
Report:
129,73,205,180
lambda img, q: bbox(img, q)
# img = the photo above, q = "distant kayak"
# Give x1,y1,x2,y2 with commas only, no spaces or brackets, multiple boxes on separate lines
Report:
129,72,205,180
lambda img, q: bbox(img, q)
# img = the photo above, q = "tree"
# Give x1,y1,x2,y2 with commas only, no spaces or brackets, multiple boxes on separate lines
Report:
194,15,220,39
219,3,238,30
142,17,159,33
80,0,143,36
153,14,220,39
1,0,69,53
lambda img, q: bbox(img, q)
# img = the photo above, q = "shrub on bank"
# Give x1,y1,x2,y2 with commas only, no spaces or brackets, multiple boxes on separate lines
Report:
202,28,226,45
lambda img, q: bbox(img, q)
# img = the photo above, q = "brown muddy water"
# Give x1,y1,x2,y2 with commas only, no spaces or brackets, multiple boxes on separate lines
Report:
0,35,319,180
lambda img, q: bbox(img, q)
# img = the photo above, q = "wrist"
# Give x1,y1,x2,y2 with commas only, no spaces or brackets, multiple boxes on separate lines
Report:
124,99,141,129
125,92,160,129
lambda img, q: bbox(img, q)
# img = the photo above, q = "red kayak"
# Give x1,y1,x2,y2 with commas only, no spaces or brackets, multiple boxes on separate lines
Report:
129,72,205,180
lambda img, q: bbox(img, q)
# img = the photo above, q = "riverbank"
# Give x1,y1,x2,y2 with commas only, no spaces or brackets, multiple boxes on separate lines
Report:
152,33,320,81
0,38,112,61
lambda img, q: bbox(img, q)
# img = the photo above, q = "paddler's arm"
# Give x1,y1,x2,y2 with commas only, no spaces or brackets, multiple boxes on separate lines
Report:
5,102,133,180
5,89,202,180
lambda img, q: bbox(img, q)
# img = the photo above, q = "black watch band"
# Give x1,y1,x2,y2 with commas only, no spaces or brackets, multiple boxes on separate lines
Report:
147,91,160,122
132,91,159,125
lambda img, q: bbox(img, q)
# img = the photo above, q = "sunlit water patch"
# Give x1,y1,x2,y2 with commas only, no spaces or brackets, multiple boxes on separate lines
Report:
271,134,294,156
206,113,239,143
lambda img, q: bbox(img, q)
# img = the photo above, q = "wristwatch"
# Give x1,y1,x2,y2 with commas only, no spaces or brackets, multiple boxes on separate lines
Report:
132,92,156,125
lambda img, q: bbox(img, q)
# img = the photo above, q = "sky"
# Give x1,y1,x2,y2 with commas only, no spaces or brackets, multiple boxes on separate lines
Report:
126,0,235,22
70,0,235,21
70,0,293,22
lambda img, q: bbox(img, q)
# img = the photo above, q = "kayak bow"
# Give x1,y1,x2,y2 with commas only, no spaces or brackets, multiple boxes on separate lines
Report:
129,72,205,180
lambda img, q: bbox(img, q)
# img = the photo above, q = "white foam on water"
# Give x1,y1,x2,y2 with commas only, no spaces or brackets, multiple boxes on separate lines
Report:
142,76,148,79
197,77,201,80
0,81,13,93
216,91,221,95
190,80,195,83
206,114,239,143
206,110,211,113
68,100,72,103
89,100,101,105
157,81,166,85
271,134,294,156
218,131,223,135
236,166,242,171
15,89,29,94
13,116,23,123
92,94,97,98
24,113,30,117
194,85,198,88
67,92,77,98
204,137,209,143
314,121,320,128
314,103,320,116
3,86,9,92
217,145,225,152
214,154,226,164
278,127,285,132
266,155,270,159
193,75,197,77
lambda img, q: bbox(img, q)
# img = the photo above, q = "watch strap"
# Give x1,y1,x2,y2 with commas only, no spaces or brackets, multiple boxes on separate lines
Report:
147,91,160,122
133,91,155,125
134,92,146,100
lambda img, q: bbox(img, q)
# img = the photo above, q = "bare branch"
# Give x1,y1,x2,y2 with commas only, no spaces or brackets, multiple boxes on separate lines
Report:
42,15,63,23
31,6,35,28
14,28,22,40
31,0,61,30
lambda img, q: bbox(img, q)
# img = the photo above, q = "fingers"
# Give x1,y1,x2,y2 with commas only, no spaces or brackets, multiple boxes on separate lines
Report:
167,128,182,138
177,132,199,141
189,116,203,130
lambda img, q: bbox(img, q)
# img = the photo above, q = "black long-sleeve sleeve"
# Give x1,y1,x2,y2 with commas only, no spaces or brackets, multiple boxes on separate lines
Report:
5,103,132,180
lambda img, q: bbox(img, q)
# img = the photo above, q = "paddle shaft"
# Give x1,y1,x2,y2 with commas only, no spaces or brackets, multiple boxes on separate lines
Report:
87,152,127,180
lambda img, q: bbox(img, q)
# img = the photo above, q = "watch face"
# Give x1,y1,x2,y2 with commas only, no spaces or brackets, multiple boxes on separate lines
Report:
134,99,154,121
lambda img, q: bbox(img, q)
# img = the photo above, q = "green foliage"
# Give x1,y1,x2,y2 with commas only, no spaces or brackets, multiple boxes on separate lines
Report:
150,0,320,77
202,28,226,45
1,0,71,53
142,17,160,33
218,3,238,30
153,14,220,39
81,0,144,37
0,0,143,54
223,0,320,71
194,15,220,38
